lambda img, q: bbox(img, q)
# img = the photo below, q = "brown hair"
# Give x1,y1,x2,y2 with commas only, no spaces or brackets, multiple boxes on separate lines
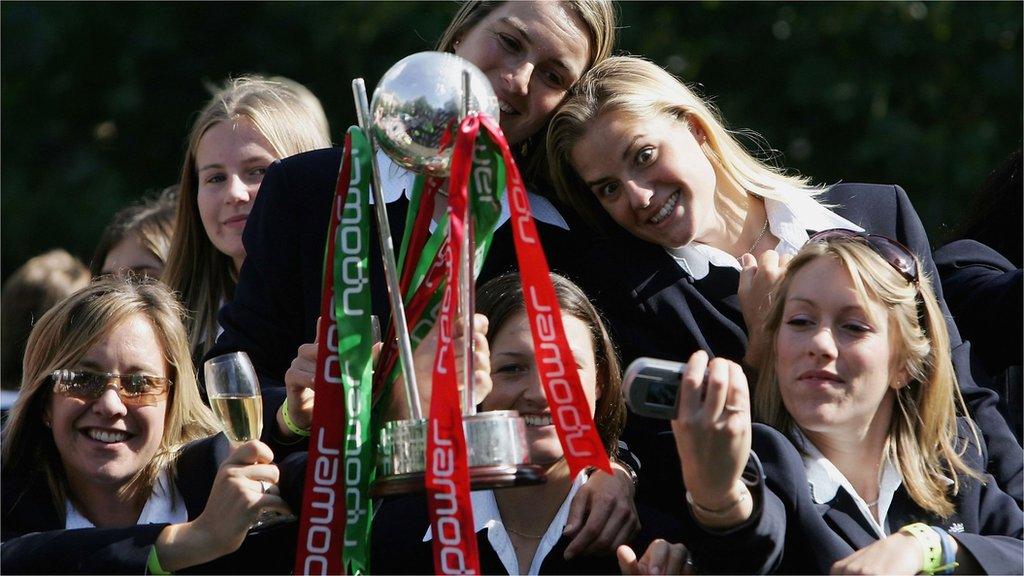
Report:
162,75,331,359
436,0,618,185
2,278,219,518
1,250,90,390
475,272,625,455
752,238,982,517
90,185,178,278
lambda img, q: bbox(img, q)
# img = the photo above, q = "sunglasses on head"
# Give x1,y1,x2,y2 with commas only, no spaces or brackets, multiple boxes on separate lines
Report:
50,369,172,406
807,229,919,285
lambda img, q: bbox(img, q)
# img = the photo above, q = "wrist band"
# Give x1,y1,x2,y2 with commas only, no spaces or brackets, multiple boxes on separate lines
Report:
899,522,944,574
147,546,171,575
610,457,639,487
281,398,311,437
686,487,749,518
929,526,959,575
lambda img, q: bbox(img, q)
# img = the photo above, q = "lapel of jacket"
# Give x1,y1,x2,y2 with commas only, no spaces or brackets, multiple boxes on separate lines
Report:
818,490,883,550
173,435,225,518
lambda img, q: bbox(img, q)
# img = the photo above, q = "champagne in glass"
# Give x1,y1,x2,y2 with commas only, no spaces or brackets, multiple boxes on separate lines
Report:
204,352,263,443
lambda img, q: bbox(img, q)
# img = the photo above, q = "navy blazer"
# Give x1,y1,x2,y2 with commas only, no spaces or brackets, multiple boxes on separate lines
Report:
677,423,1023,574
210,146,588,391
1,434,306,574
576,183,1024,512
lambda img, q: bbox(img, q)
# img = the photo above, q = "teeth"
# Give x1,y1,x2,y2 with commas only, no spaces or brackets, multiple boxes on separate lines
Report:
87,429,129,443
523,414,552,427
650,192,679,224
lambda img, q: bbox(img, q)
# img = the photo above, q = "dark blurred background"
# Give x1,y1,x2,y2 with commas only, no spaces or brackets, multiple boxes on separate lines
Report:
2,1,1021,280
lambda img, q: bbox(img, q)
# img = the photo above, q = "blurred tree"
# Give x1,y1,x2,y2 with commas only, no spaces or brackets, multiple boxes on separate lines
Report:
2,1,1020,279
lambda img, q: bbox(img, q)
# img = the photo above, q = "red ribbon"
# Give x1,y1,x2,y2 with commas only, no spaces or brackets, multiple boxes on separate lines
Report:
426,117,481,575
294,134,352,576
478,115,611,477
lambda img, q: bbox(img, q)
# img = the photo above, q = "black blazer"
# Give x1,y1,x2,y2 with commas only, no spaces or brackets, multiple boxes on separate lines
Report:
1,434,306,574
677,423,1023,575
576,183,1023,512
370,491,683,575
210,147,588,391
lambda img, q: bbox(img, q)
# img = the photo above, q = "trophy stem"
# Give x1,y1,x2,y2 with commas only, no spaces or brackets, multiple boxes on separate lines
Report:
352,78,423,421
459,70,477,416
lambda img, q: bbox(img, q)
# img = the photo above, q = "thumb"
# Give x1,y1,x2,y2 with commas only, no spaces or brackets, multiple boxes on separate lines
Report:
315,316,322,343
617,545,640,575
738,253,757,293
740,252,757,269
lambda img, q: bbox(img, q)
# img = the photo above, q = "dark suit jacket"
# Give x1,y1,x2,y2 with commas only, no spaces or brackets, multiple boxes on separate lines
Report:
677,423,1023,575
210,146,588,391
934,239,1022,375
1,434,306,574
576,183,1023,512
370,491,683,575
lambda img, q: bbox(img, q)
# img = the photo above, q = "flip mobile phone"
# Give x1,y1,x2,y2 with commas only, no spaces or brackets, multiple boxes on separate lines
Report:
623,357,687,419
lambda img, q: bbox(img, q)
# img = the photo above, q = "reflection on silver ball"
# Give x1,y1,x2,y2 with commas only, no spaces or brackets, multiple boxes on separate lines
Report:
371,51,499,177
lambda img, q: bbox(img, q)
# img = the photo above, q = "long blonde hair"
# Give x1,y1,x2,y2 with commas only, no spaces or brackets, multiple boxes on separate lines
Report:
753,239,982,518
436,0,618,184
162,75,331,360
2,279,220,518
548,55,826,229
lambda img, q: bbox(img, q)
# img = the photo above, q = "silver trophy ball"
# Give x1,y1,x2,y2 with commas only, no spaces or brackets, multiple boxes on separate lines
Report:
370,51,499,177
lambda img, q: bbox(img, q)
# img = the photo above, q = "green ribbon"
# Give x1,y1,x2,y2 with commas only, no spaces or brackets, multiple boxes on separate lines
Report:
336,126,374,575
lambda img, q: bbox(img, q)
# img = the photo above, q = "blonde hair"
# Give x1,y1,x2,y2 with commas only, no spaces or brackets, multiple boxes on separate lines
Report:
2,278,220,518
752,239,982,518
436,0,618,183
162,75,331,359
1,249,90,390
548,55,826,229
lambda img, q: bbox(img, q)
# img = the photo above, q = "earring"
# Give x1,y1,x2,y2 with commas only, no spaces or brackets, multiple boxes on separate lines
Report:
519,138,529,157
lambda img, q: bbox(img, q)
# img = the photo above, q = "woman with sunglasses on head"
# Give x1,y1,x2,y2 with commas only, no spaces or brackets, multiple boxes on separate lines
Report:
546,55,1022,514
1,279,304,574
209,1,643,556
672,233,1022,574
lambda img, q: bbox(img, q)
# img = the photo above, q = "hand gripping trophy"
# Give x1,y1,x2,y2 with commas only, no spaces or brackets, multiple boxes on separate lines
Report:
294,53,611,576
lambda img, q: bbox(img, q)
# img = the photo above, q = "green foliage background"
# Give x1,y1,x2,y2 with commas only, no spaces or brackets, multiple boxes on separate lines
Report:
2,1,1021,280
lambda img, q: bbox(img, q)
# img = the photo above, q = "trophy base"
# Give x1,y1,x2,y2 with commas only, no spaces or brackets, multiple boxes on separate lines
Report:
374,411,541,495
371,463,546,497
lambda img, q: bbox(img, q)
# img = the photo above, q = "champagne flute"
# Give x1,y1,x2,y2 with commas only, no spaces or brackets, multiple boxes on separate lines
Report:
204,352,263,444
204,352,291,529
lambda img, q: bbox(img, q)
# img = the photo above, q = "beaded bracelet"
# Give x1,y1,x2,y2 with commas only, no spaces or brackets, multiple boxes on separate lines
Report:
281,398,311,437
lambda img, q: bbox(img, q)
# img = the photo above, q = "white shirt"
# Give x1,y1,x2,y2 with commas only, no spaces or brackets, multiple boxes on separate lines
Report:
65,469,188,529
373,150,569,233
665,191,863,280
424,471,588,575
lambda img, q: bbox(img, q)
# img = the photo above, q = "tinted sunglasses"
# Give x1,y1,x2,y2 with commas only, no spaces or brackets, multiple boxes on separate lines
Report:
807,229,919,286
51,369,172,406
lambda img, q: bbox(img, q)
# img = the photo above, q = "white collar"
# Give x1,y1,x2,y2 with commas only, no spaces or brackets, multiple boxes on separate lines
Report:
424,470,588,575
65,468,188,529
372,151,569,232
665,191,863,280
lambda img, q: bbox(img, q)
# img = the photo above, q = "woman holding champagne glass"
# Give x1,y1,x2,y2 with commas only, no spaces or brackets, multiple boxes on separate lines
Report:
1,279,304,574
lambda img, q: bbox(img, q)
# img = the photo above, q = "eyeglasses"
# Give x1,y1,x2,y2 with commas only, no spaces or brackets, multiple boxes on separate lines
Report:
807,229,919,286
50,369,172,406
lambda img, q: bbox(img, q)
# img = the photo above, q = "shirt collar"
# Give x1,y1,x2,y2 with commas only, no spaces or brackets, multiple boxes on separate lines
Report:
424,470,587,575
372,150,569,232
665,191,864,280
64,468,187,529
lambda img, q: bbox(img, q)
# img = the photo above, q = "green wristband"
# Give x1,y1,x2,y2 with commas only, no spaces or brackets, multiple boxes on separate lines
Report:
281,398,311,437
899,522,943,574
147,546,171,575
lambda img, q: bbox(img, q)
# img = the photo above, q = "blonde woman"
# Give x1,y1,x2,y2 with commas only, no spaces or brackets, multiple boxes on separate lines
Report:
667,233,1022,574
1,279,302,573
162,74,330,363
546,55,1021,513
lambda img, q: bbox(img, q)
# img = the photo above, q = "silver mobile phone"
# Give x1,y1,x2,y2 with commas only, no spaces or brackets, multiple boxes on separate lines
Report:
623,357,687,419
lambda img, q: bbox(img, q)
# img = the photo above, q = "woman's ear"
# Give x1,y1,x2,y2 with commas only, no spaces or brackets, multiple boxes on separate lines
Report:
891,368,912,390
686,115,709,145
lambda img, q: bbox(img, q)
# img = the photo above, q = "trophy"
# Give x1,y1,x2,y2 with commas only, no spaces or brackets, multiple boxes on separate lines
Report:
353,52,544,496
